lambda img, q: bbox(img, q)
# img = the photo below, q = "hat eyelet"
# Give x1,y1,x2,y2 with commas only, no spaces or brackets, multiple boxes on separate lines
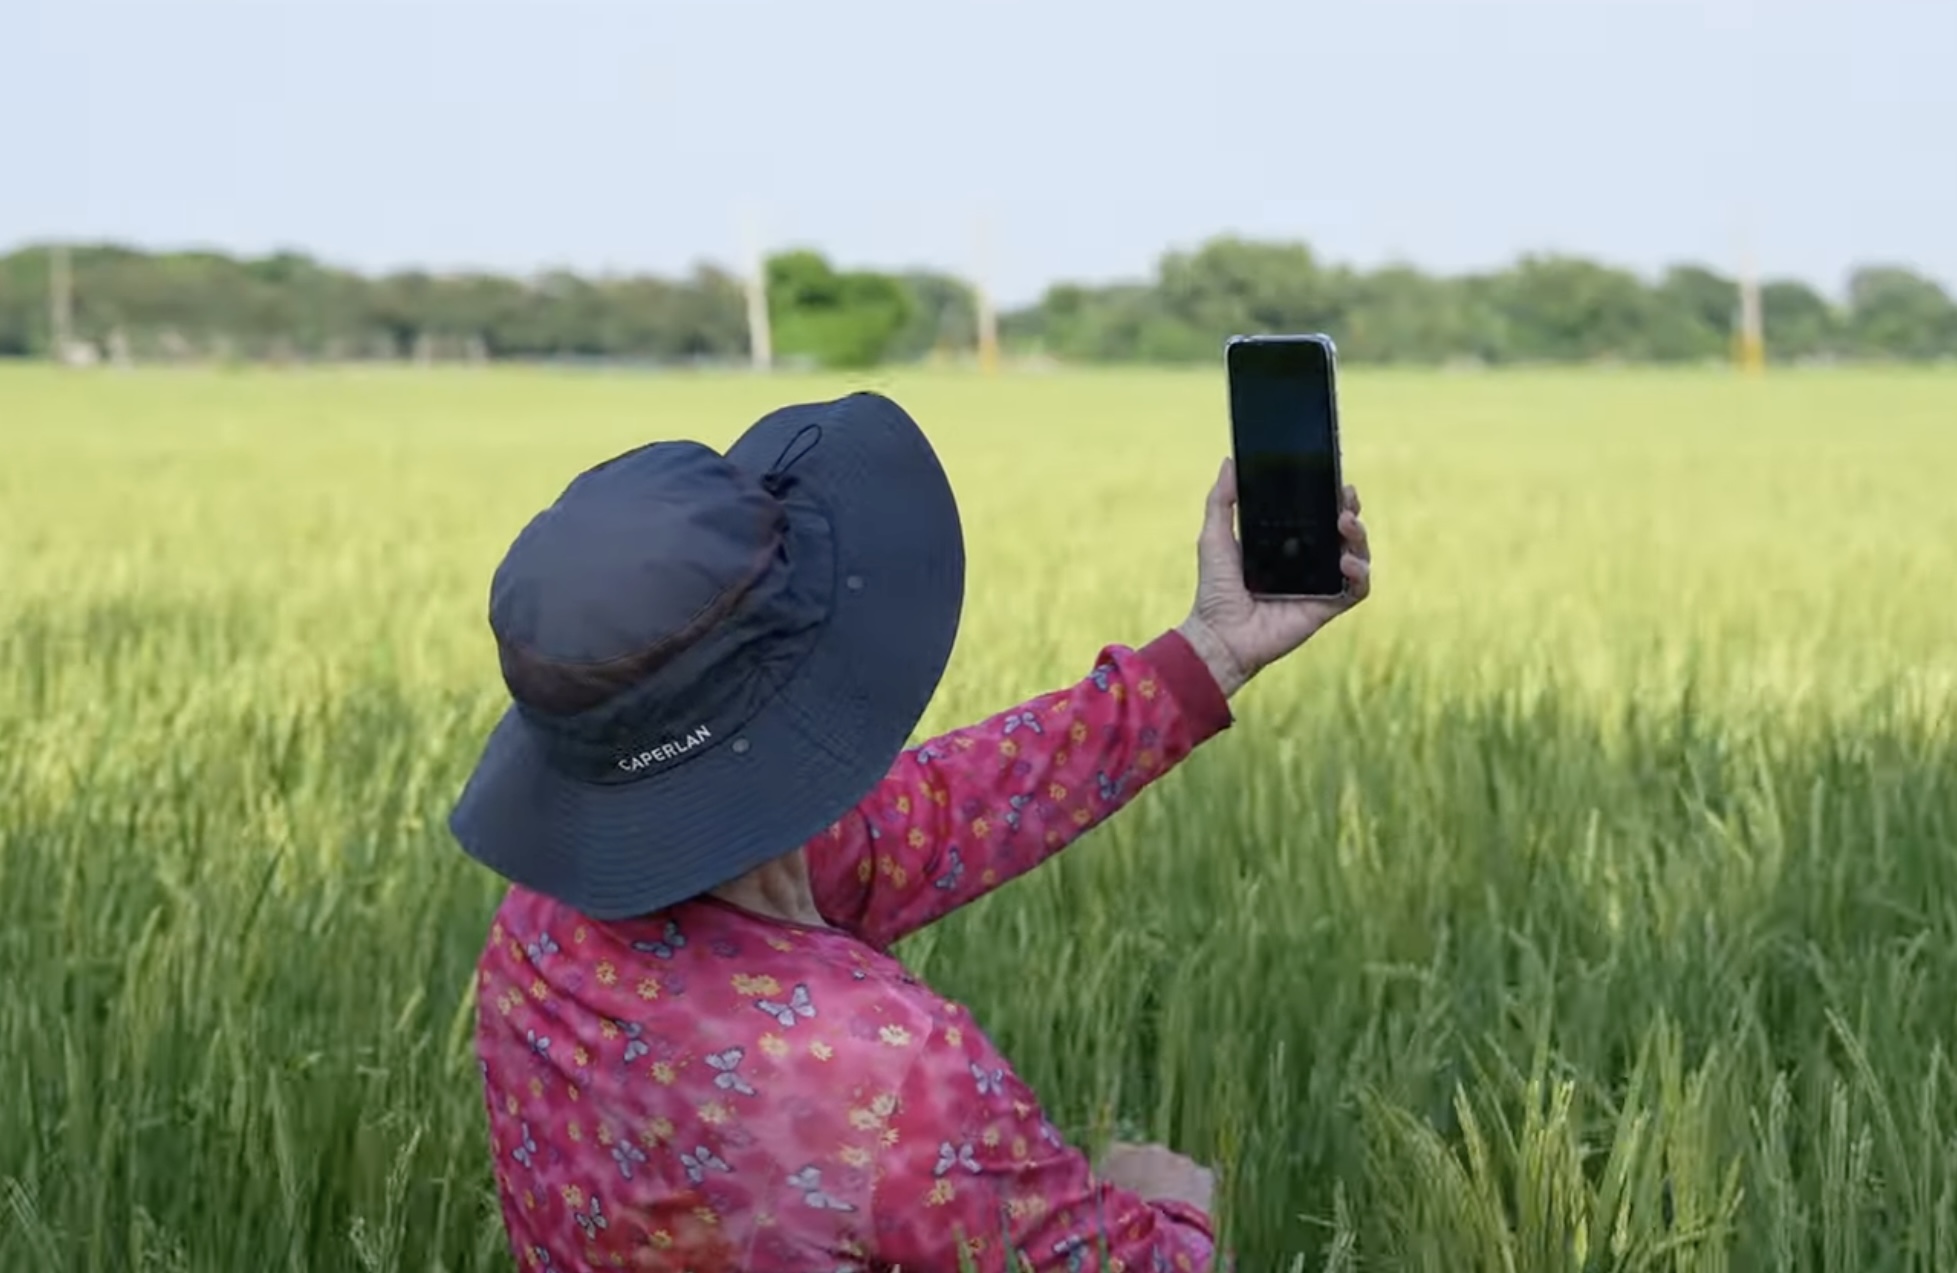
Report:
731,738,751,755
844,575,865,592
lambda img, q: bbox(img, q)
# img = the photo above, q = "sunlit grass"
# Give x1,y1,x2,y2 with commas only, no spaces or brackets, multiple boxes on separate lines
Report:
2,363,1955,1270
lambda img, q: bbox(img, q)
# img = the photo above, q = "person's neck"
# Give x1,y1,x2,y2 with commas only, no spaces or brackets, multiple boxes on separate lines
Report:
710,852,830,928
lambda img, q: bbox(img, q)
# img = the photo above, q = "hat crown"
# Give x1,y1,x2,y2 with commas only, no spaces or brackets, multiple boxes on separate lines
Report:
489,441,786,716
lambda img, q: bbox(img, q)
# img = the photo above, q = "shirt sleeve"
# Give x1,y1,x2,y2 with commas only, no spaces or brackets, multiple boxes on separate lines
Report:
870,1012,1218,1273
807,628,1234,951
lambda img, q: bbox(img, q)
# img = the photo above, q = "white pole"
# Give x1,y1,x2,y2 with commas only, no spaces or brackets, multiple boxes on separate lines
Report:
49,242,73,362
741,208,772,372
973,211,998,375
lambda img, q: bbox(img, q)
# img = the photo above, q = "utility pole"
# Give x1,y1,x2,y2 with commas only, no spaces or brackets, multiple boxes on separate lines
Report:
741,208,772,372
1736,241,1765,376
973,211,999,376
49,242,74,363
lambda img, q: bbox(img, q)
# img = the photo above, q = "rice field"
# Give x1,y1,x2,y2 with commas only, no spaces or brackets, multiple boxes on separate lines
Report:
3,362,1956,1272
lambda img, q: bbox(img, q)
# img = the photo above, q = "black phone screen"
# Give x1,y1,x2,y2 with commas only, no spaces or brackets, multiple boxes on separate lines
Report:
1227,337,1344,596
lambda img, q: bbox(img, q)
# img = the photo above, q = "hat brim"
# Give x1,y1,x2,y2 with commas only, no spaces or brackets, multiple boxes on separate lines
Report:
447,392,965,921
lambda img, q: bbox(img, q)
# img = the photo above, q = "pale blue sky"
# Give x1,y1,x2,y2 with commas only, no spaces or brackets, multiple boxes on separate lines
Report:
6,0,1952,306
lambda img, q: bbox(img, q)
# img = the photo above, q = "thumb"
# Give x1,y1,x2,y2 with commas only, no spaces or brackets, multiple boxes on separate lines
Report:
1198,458,1240,572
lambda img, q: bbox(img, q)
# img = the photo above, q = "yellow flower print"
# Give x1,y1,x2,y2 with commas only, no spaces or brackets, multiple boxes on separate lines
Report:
981,868,998,886
1012,1135,1030,1161
1072,808,1092,826
1137,749,1158,772
504,1094,518,1115
568,1121,583,1142
1048,782,1067,801
528,1077,544,1098
944,1026,963,1047
891,866,909,888
895,794,911,815
597,1122,615,1146
649,1230,673,1249
870,1092,898,1118
848,1107,882,1132
637,976,661,1001
879,1024,912,1047
595,961,617,986
522,1188,536,1212
856,858,872,883
507,939,523,961
880,1127,901,1148
971,816,990,838
492,923,505,943
693,1206,719,1225
731,973,780,997
928,1178,956,1205
982,1126,1002,1147
1000,738,1018,759
1139,677,1158,699
839,1145,872,1168
1110,684,1126,701
574,924,589,944
599,1020,618,1040
810,1040,834,1061
759,1033,789,1059
561,1184,584,1208
572,1045,589,1067
955,734,976,750
566,1083,580,1103
1070,721,1089,744
650,1061,677,1085
496,992,516,1017
699,1100,731,1126
640,1116,674,1146
766,936,795,953
1046,830,1064,848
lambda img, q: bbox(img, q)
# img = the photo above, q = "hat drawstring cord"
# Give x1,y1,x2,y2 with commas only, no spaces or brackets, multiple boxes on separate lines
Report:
761,423,823,495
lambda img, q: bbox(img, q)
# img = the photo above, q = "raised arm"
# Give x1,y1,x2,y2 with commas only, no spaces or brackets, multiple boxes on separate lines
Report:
870,1014,1220,1273
809,460,1374,950
807,627,1233,950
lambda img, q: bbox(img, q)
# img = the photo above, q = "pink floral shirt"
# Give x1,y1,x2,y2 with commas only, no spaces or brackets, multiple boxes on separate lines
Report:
475,629,1235,1272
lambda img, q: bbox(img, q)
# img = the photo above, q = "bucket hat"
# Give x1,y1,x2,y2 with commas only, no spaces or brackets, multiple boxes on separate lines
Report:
447,391,964,921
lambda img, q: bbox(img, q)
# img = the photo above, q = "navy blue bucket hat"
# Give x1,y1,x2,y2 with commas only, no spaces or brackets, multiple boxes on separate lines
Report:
447,391,964,920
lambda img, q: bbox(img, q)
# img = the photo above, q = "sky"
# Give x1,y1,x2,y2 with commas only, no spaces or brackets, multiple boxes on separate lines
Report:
5,0,1953,308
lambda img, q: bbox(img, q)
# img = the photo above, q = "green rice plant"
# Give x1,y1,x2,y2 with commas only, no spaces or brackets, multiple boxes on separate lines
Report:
2,364,1955,1270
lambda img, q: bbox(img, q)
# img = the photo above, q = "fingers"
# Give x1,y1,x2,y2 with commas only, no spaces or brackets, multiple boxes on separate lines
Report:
1338,487,1370,602
1338,509,1369,564
1341,551,1371,601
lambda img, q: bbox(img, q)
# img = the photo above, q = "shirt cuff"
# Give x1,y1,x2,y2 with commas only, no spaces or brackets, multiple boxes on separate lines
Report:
1137,629,1235,741
1154,1198,1217,1238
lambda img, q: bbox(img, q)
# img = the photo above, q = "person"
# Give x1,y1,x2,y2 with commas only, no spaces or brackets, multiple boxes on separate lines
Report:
448,391,1372,1272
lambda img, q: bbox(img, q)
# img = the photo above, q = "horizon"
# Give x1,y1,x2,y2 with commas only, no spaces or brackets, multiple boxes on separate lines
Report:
3,230,1934,310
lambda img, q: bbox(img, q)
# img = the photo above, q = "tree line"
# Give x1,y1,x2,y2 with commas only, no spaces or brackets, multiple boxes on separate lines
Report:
2,236,1953,368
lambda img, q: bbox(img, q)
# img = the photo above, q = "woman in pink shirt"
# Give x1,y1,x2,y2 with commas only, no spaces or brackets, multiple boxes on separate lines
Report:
448,392,1372,1272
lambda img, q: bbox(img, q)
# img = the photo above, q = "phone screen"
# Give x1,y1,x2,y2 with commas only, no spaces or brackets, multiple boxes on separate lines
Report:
1227,337,1344,596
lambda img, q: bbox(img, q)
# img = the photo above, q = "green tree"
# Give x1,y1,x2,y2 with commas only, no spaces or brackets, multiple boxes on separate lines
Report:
765,249,914,370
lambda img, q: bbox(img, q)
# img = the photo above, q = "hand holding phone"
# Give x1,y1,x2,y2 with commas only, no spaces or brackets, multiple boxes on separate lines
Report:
1225,333,1347,598
1174,334,1372,693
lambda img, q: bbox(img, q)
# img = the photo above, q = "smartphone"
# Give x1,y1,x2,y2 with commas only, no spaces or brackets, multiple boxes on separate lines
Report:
1224,333,1346,599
